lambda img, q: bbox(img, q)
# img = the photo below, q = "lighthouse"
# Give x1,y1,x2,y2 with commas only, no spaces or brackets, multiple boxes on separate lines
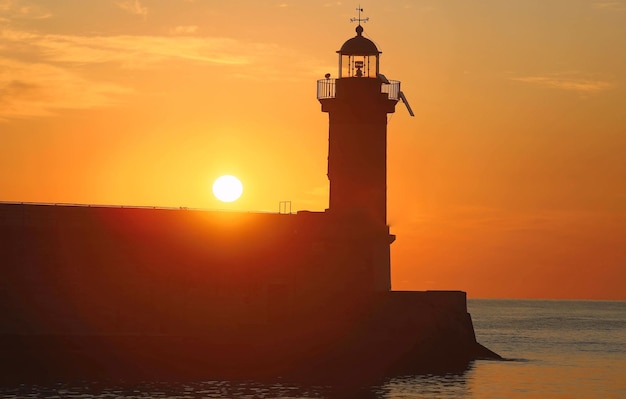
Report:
317,18,413,292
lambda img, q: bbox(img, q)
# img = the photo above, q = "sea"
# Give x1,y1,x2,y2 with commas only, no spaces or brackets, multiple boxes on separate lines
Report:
1,299,624,398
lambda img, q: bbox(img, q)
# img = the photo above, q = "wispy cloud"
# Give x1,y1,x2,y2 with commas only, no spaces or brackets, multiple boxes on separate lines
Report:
0,0,51,20
0,24,322,120
116,0,148,17
0,27,253,120
0,59,131,121
169,25,199,35
0,27,251,68
592,1,626,11
511,72,612,93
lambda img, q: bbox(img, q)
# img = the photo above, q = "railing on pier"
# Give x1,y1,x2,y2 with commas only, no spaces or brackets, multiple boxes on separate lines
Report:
317,78,401,101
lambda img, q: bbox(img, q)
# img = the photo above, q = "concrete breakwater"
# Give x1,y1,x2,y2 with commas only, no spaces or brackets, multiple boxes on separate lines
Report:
0,202,499,384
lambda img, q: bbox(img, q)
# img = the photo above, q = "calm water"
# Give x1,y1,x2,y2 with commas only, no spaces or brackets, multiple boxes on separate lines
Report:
2,299,625,398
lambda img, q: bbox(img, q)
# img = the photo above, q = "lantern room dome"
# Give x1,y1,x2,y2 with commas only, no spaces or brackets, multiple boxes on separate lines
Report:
338,25,380,55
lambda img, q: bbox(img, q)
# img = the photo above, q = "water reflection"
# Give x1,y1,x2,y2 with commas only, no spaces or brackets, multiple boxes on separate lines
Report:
0,380,368,399
0,372,474,399
374,369,471,399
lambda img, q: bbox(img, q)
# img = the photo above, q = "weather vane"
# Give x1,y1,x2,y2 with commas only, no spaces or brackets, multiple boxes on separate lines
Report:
350,5,369,25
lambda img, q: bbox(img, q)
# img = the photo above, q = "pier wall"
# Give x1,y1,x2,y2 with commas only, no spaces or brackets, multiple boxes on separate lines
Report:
0,202,494,383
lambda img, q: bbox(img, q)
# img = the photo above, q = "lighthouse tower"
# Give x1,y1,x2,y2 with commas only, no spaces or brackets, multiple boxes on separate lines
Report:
317,20,412,292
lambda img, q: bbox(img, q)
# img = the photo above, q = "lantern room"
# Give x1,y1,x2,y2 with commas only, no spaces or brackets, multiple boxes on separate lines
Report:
337,25,381,79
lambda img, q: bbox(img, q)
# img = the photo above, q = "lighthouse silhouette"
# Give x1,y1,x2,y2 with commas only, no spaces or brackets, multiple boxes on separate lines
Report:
317,20,413,292
0,15,501,384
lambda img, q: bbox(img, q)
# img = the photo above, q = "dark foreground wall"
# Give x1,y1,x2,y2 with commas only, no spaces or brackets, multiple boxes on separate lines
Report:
0,203,498,385
0,202,392,334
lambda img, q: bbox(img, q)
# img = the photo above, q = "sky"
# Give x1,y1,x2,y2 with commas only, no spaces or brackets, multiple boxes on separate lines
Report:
1,0,625,300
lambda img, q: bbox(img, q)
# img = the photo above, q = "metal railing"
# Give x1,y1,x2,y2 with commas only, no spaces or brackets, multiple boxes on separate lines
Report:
382,80,401,100
278,201,292,214
317,78,401,101
0,201,284,214
317,78,336,99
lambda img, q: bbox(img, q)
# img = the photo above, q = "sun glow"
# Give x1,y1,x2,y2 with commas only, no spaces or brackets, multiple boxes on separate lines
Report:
212,175,243,203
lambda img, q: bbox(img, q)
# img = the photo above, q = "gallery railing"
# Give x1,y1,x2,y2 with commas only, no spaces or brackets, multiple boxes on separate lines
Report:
317,78,401,101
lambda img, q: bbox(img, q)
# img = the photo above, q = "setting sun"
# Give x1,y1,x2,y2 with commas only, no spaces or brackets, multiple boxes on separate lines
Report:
0,1,624,300
212,175,243,203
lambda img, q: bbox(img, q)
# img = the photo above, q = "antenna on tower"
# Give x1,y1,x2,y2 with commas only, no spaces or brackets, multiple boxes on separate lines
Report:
350,5,369,25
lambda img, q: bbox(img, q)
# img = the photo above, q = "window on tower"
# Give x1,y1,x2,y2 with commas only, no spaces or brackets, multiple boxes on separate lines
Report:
340,54,378,78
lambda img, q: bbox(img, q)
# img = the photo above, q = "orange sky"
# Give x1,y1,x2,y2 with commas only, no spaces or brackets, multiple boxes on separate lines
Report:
1,1,625,300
